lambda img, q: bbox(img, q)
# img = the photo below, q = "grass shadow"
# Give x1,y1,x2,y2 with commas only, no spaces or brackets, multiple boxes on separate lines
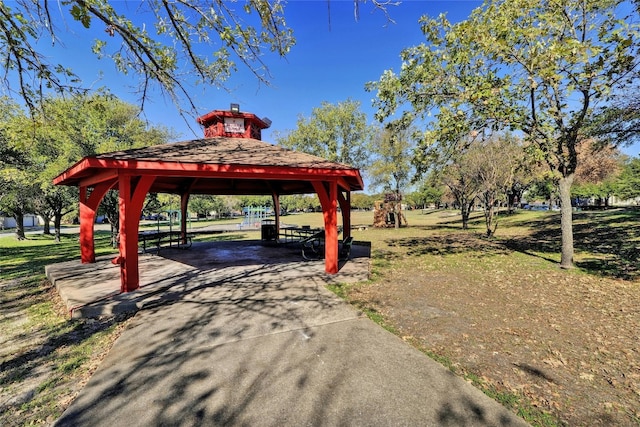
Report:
385,233,510,257
499,214,561,264
571,210,640,279
377,209,640,280
0,283,132,384
1,232,116,282
500,209,640,279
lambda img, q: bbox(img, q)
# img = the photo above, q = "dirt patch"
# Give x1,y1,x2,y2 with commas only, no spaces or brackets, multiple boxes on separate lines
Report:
347,231,640,426
0,279,130,425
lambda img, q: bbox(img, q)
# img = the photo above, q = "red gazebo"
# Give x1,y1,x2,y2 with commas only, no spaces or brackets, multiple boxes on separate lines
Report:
53,106,364,293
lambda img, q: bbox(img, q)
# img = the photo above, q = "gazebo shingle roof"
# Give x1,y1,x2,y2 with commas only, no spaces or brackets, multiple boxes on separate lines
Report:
54,137,364,195
95,137,353,169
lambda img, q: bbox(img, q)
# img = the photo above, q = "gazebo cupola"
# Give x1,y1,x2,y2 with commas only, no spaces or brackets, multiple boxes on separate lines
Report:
197,103,272,140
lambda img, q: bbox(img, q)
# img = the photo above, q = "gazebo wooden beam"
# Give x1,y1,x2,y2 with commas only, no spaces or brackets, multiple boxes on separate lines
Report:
79,178,117,263
117,174,156,292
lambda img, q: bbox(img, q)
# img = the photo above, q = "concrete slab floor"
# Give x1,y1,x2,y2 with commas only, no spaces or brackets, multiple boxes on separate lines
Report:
45,240,371,319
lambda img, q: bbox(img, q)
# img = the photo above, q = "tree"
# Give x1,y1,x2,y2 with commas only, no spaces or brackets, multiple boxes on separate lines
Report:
0,168,36,240
32,92,171,243
32,186,77,237
466,135,525,237
368,0,640,268
279,194,322,213
350,193,376,210
410,182,444,209
586,90,640,148
238,195,272,209
368,122,414,228
0,1,396,120
526,174,557,206
189,195,219,219
219,195,242,217
0,0,294,118
575,140,624,186
613,157,640,201
0,106,26,168
142,193,163,218
440,152,481,230
571,139,624,206
505,142,545,212
436,135,527,234
0,97,36,240
276,99,373,169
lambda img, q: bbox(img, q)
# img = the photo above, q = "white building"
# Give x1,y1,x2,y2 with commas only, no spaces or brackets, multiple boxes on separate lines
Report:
0,214,42,229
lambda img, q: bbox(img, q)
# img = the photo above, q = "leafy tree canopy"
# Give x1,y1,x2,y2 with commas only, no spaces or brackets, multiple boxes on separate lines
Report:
275,99,374,169
35,90,173,181
350,193,376,210
614,157,640,200
0,0,295,116
0,92,172,239
0,97,38,238
0,0,397,120
367,122,414,195
586,90,640,147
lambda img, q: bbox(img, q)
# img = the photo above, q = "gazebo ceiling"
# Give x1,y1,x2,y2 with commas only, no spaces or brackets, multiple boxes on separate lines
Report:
54,137,364,195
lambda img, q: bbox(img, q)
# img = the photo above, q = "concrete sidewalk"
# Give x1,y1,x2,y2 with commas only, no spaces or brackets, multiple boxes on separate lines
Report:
50,241,528,426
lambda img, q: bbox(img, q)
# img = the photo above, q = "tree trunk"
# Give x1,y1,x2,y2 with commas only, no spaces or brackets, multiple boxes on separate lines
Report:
54,214,62,243
394,201,400,229
111,222,119,248
506,192,515,214
483,192,497,237
461,202,471,229
558,174,575,269
42,214,51,235
14,212,26,240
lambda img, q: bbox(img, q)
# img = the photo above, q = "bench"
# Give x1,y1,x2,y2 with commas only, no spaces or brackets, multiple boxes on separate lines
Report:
138,231,193,253
301,233,354,261
301,230,325,260
339,236,354,261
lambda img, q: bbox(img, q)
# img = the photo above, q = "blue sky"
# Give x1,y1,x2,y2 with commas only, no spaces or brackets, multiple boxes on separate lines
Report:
217,0,482,143
35,0,482,142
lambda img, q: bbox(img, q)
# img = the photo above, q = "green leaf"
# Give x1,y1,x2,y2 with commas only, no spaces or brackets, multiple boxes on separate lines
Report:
70,5,91,29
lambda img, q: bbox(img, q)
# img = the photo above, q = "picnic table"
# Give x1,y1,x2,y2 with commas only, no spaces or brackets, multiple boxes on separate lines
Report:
138,230,192,253
279,226,323,243
301,229,325,260
299,231,354,261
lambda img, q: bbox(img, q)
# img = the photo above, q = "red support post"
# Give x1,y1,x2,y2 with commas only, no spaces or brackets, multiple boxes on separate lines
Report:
180,193,190,245
313,180,339,274
79,180,116,263
79,186,93,264
118,174,156,292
